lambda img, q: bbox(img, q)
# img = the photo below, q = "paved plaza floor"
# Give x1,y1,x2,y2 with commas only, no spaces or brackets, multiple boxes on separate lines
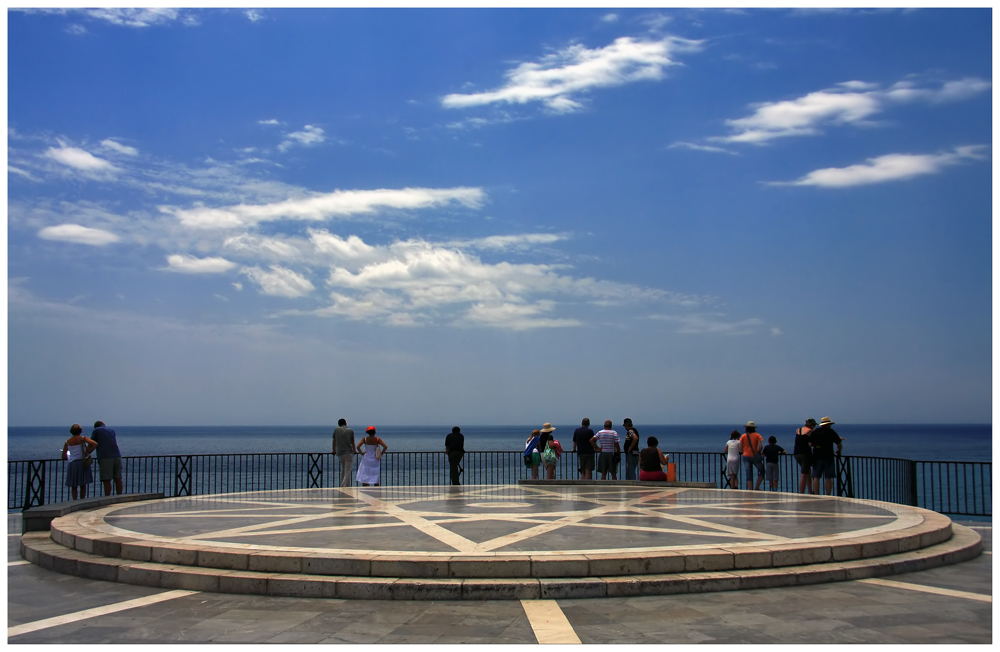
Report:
7,492,992,644
91,485,915,556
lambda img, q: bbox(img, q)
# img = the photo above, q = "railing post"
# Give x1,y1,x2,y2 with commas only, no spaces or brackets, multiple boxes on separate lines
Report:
23,460,46,509
174,455,192,497
908,460,919,507
836,455,854,498
307,454,323,488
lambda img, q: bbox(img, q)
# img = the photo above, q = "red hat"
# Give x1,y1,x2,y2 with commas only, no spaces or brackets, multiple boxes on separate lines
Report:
365,426,376,433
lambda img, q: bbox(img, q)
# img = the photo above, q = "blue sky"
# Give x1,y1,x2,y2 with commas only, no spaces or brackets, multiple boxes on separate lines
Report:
7,8,992,426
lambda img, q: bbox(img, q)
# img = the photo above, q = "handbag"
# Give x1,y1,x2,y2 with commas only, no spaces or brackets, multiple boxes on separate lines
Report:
82,442,94,467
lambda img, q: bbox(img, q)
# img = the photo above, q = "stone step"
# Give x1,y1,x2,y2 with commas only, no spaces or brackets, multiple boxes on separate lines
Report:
19,525,981,601
48,499,955,579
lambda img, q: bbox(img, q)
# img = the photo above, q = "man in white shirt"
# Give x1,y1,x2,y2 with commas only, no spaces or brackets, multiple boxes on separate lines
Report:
590,420,621,480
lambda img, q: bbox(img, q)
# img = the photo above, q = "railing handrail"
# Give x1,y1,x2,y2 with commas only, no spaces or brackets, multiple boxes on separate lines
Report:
7,451,991,465
9,451,990,517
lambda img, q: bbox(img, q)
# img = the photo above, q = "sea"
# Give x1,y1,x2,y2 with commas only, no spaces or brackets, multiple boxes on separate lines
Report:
7,424,992,463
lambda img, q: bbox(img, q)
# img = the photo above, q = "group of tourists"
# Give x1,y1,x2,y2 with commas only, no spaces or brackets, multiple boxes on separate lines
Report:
724,417,843,495
330,417,842,491
60,421,123,500
525,418,671,482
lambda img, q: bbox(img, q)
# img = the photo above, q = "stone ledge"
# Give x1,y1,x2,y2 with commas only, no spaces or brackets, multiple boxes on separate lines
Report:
22,493,164,533
17,525,982,601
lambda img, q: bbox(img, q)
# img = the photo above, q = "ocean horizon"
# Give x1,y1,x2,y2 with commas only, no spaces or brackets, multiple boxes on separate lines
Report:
8,423,992,463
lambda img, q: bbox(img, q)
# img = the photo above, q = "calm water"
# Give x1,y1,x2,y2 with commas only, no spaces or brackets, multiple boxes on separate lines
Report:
7,424,992,463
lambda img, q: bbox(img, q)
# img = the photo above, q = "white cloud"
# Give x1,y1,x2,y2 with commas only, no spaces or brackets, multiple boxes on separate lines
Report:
100,139,138,156
82,8,182,27
9,165,41,181
278,125,326,152
601,13,619,23
169,186,486,229
445,233,569,251
442,36,702,114
258,119,280,126
775,146,987,188
223,233,303,262
45,146,119,173
245,9,264,22
163,254,238,274
232,282,243,291
38,224,120,246
66,23,86,34
241,265,315,298
462,301,581,330
714,77,991,144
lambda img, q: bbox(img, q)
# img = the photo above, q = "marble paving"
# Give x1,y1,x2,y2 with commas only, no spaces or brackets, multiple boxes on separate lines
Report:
92,485,912,557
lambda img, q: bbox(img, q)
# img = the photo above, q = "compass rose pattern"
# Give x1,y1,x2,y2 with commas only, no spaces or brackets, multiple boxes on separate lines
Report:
100,486,909,557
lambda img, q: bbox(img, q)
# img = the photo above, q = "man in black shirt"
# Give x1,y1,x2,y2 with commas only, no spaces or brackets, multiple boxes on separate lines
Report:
810,416,843,495
572,418,596,480
445,426,465,485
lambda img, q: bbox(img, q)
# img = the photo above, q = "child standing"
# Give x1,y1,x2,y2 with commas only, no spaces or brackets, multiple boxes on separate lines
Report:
762,436,786,492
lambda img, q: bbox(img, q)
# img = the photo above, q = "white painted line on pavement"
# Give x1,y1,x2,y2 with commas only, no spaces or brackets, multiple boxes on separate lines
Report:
521,599,582,644
858,578,991,603
8,589,199,638
967,526,991,530
7,533,21,537
7,561,30,566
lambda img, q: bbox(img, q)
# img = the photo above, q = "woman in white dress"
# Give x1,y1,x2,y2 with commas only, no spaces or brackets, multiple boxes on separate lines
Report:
723,430,742,490
62,424,97,500
356,426,388,487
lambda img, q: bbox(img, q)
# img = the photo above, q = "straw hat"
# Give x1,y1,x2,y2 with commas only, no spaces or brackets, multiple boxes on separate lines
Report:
540,423,556,433
819,416,835,426
746,421,756,428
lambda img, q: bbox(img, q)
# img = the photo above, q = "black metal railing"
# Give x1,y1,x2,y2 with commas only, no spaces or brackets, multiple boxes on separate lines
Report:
8,451,991,517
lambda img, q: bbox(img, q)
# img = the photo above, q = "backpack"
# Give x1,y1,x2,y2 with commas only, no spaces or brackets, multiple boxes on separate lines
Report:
542,446,558,465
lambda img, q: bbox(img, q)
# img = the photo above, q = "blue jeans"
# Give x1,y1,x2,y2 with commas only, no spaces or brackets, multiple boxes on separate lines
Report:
625,453,639,480
742,457,756,483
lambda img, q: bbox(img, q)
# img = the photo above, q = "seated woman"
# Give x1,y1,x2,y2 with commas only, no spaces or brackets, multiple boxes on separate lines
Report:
638,436,670,482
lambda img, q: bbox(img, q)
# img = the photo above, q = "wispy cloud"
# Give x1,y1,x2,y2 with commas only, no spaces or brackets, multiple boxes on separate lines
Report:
100,139,138,156
669,142,737,155
45,145,119,174
713,77,990,145
163,254,238,274
258,119,281,126
444,233,569,251
278,125,326,152
442,36,702,114
772,145,988,188
650,313,764,335
38,224,120,246
16,8,192,28
167,186,486,229
245,10,264,22
241,265,315,298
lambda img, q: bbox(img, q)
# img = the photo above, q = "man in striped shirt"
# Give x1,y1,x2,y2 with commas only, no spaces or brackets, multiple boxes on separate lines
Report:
590,420,620,480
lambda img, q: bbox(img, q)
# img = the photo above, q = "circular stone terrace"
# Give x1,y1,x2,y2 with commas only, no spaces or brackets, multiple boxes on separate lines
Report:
24,485,981,600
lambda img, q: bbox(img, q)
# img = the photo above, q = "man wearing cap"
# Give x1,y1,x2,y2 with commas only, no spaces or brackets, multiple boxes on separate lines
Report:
445,426,465,486
332,419,356,488
740,421,765,491
810,417,843,495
